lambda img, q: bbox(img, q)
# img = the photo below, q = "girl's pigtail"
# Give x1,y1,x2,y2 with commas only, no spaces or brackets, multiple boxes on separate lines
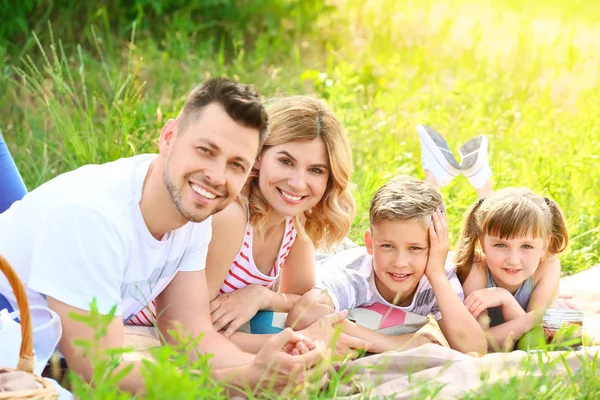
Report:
455,198,485,283
545,197,569,255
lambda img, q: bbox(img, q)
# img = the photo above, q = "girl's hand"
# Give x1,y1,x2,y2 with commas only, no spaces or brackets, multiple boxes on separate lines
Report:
424,208,450,280
210,284,269,337
464,287,512,318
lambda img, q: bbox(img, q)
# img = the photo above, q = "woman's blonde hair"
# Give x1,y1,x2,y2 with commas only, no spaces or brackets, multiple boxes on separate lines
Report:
241,95,355,250
455,188,569,283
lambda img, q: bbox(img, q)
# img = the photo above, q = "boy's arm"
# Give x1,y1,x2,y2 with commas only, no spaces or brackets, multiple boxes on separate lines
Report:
340,319,433,353
287,290,431,354
286,288,337,330
425,210,487,354
430,274,487,354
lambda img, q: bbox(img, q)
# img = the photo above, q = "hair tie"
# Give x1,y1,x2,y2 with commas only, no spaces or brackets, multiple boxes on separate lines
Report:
476,198,485,207
544,197,551,206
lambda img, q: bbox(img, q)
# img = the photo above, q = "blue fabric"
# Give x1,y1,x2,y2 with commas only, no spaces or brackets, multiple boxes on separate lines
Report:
249,311,284,334
0,293,18,325
0,292,15,313
0,133,27,214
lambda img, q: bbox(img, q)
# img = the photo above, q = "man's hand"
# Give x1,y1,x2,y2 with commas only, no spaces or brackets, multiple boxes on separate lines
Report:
298,311,373,357
251,328,328,391
464,287,512,318
210,284,267,337
424,208,449,280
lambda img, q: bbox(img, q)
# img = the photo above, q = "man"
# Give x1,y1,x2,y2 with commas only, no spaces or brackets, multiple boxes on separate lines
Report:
0,78,349,394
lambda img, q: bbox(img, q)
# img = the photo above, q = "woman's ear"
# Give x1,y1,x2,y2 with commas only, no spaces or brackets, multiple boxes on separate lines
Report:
253,156,262,171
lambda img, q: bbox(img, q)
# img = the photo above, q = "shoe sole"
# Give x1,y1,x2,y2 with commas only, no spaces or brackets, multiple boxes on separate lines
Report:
459,135,488,177
416,124,461,175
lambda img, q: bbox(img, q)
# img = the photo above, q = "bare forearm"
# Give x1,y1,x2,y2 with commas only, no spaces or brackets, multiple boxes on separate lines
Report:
341,319,428,353
229,331,275,354
487,311,539,351
159,320,254,368
429,274,487,354
265,291,302,312
501,297,527,322
287,300,334,330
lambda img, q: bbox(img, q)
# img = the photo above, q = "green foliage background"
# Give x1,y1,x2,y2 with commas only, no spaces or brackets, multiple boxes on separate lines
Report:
1,0,599,397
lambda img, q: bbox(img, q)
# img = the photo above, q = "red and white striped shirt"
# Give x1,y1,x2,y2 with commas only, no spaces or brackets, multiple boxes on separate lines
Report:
219,217,296,294
127,217,297,327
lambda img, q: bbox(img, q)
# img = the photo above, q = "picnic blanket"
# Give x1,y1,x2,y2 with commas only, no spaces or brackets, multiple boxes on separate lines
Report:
556,264,600,341
122,264,600,397
335,343,600,399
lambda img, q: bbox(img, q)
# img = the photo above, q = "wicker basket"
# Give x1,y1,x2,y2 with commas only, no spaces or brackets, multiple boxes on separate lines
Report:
0,255,57,399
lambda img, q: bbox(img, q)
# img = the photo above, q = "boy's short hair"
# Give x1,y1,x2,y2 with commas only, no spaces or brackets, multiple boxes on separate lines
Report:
369,175,445,228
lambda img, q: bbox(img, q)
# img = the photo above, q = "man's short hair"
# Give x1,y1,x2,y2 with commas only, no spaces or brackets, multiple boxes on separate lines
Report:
179,78,269,150
369,175,445,228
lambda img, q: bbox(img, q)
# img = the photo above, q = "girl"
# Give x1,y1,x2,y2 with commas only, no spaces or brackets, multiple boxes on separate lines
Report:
130,96,356,352
455,188,569,351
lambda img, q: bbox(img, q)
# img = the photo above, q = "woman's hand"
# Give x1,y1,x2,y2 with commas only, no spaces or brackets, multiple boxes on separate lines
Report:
210,284,270,337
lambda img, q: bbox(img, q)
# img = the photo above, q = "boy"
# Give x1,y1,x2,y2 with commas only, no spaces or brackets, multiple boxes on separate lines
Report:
287,175,487,354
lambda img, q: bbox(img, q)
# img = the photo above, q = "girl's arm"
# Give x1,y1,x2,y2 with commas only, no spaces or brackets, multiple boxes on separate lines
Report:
527,256,561,312
485,259,560,351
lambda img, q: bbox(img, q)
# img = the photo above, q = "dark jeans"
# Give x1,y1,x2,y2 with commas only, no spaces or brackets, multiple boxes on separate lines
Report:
0,132,27,214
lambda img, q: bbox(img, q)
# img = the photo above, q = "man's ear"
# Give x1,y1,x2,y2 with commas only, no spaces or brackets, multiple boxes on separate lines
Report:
365,230,374,256
158,119,177,156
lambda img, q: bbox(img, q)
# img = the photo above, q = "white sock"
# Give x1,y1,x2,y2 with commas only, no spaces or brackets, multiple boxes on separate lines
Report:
467,164,492,188
422,148,455,187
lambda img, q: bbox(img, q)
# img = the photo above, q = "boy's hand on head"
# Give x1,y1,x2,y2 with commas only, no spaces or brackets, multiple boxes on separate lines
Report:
425,208,450,280
464,287,512,318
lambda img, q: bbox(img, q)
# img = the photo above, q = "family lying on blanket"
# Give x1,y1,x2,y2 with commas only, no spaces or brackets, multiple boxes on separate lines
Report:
0,77,574,395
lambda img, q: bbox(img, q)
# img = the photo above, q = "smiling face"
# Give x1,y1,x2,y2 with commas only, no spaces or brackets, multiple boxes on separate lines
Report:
160,103,260,223
481,234,547,292
365,218,430,306
254,138,331,218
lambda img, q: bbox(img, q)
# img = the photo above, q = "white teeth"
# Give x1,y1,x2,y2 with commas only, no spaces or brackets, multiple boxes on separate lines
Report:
191,183,216,199
391,273,409,278
505,268,519,272
280,190,302,201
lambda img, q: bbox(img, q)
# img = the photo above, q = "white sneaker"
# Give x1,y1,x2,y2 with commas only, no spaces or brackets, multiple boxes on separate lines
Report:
416,124,461,187
459,135,492,189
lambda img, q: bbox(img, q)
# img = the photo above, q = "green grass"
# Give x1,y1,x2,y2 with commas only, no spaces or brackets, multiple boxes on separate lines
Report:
1,0,599,397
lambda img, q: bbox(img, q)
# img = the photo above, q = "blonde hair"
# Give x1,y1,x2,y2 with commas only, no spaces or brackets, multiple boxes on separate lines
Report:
369,175,445,229
455,188,569,283
242,96,355,250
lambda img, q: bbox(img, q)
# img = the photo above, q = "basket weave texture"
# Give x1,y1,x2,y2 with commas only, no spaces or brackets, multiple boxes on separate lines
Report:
0,255,57,399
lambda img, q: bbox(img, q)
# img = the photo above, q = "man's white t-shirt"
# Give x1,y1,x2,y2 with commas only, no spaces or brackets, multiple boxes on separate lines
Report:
315,247,463,321
0,154,211,357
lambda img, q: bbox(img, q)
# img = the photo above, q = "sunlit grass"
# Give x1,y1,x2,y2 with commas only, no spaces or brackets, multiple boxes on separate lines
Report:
1,0,599,398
